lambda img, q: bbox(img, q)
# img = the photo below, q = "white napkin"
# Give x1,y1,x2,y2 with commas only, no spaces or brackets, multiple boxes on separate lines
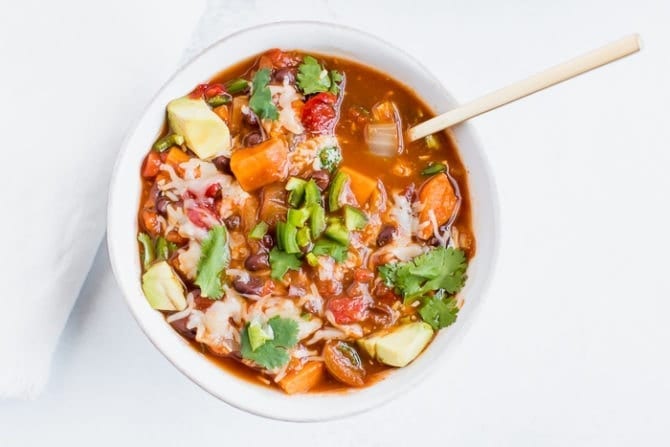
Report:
0,0,204,399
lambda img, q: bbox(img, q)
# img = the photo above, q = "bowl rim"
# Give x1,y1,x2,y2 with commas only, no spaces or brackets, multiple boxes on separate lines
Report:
107,20,500,421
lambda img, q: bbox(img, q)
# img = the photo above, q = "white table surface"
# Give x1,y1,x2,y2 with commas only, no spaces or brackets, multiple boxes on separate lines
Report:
2,0,670,445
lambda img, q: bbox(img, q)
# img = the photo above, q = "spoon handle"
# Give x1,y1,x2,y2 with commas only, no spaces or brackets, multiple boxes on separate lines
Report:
407,34,641,142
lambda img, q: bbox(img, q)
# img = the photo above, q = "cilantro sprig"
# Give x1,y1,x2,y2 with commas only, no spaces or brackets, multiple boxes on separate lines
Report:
418,291,460,330
379,247,468,301
269,247,301,280
297,56,343,95
249,68,279,120
195,225,230,299
240,316,299,369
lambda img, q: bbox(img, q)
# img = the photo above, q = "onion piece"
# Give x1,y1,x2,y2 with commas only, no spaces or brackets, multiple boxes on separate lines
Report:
364,100,404,157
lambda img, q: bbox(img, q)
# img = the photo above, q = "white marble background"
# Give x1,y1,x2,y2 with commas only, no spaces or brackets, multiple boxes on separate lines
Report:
2,0,670,445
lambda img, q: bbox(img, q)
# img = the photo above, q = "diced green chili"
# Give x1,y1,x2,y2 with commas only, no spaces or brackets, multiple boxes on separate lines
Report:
287,208,310,228
309,204,326,238
138,233,155,269
425,134,440,150
226,78,250,95
276,222,300,254
344,206,368,230
420,162,447,176
296,227,312,248
152,134,185,152
249,221,269,239
328,171,349,212
324,221,349,246
206,94,231,107
305,252,319,267
286,177,307,208
304,179,321,206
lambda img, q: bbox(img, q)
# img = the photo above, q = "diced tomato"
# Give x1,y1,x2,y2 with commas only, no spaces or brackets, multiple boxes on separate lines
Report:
141,151,162,178
189,83,226,99
327,296,368,324
353,268,374,283
302,92,338,134
264,48,301,68
186,204,219,229
205,183,221,198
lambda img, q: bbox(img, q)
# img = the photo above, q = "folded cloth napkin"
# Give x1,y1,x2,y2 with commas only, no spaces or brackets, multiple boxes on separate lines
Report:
0,0,204,399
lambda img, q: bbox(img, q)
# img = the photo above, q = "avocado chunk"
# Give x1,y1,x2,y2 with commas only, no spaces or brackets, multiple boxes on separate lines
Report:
357,333,383,358
362,322,434,367
141,261,187,311
167,96,231,159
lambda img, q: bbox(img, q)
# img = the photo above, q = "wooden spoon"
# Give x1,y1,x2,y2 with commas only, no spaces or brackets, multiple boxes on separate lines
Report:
407,34,641,142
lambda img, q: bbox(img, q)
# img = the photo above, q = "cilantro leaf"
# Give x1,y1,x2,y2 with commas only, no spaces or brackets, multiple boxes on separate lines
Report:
378,247,467,301
195,225,229,299
419,292,459,330
328,70,343,95
297,56,331,95
269,247,302,279
312,238,348,262
249,68,279,120
240,316,299,369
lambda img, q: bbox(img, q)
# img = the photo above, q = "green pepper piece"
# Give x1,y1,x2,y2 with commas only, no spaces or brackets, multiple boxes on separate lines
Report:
344,205,368,230
309,204,326,238
328,171,349,212
296,227,312,248
286,177,307,208
287,208,310,228
420,162,447,176
206,94,231,107
226,78,250,95
305,252,319,267
276,222,300,254
304,179,321,206
249,221,269,239
138,233,155,269
324,221,349,246
152,134,185,152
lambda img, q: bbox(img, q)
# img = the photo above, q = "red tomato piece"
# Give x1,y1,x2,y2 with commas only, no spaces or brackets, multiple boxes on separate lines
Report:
327,296,368,324
204,183,221,198
302,92,338,134
189,83,226,99
186,204,219,229
264,48,301,68
142,151,162,178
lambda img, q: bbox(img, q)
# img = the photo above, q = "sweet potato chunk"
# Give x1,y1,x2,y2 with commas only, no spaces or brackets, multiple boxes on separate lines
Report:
230,137,288,191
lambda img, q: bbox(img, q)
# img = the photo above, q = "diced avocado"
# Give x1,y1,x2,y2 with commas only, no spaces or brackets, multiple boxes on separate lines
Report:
141,261,187,311
167,96,231,159
357,333,384,358
248,320,274,351
365,322,434,367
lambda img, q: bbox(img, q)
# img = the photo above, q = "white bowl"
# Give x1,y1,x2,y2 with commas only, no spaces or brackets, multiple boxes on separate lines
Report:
108,21,499,421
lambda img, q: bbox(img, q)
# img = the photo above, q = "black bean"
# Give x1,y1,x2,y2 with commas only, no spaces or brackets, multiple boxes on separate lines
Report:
243,131,263,147
212,156,232,174
244,253,270,271
376,224,397,247
155,196,170,216
309,170,330,191
260,234,274,249
224,214,241,231
243,111,258,126
233,276,264,295
273,68,296,84
170,317,196,340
